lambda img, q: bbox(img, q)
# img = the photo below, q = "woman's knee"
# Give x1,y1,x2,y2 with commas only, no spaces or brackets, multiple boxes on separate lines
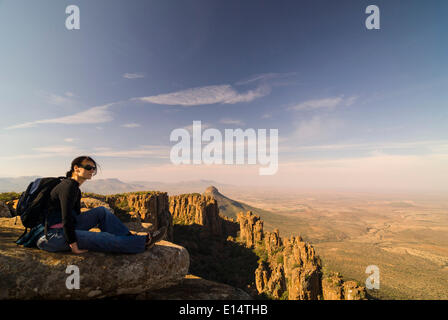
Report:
101,206,114,216
93,206,109,218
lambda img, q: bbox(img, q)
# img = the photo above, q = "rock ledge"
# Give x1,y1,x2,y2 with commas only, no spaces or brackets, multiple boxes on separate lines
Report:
0,218,189,300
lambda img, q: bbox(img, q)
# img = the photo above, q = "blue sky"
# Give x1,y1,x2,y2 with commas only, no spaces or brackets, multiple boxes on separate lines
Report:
0,0,447,192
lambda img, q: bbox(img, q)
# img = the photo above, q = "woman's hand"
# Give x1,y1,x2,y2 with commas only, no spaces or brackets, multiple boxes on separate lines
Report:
69,242,88,254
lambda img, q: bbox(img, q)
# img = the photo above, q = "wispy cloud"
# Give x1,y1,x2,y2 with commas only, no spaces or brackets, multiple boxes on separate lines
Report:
0,145,84,160
123,73,145,79
235,72,297,86
36,91,77,107
92,145,170,159
219,118,245,126
5,103,116,129
0,144,169,161
280,139,448,154
120,123,141,128
33,145,82,154
288,95,357,111
183,122,211,132
134,84,271,106
46,93,74,106
290,115,344,143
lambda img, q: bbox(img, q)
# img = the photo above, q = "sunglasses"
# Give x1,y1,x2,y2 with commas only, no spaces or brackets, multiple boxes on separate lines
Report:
78,164,96,171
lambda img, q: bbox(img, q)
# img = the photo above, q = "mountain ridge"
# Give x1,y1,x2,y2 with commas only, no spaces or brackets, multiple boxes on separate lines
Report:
203,185,307,238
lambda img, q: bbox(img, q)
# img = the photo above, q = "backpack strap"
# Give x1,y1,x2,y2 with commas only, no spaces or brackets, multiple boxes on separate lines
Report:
42,177,64,240
44,214,49,240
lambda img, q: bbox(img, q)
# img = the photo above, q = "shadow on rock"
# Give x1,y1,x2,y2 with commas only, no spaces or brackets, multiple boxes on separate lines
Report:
173,223,260,297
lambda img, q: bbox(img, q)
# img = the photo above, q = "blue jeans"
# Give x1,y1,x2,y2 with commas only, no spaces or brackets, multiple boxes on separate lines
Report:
36,206,146,254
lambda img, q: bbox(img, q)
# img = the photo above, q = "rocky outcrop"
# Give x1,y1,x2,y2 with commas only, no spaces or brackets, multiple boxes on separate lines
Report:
322,272,366,300
81,197,114,213
127,274,253,300
283,236,322,300
237,211,322,299
169,193,224,236
0,201,11,217
237,212,263,247
236,211,365,300
0,217,189,300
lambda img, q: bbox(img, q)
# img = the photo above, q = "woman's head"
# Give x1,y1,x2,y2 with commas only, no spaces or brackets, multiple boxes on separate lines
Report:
66,156,99,180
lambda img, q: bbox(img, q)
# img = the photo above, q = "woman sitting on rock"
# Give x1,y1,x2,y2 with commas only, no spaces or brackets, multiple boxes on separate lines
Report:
36,156,166,254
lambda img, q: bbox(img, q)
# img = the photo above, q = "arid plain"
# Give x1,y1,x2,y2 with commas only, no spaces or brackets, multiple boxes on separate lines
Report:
220,186,448,300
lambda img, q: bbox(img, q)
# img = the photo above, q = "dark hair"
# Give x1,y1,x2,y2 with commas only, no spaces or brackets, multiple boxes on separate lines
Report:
65,156,100,178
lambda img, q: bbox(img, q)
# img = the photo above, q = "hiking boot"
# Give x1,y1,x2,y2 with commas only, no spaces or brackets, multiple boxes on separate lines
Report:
145,226,167,250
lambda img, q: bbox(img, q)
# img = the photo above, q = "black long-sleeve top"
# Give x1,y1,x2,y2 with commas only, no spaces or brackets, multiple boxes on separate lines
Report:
46,178,81,244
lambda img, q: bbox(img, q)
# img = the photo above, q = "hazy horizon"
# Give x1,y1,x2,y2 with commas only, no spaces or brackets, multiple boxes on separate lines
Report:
1,174,448,197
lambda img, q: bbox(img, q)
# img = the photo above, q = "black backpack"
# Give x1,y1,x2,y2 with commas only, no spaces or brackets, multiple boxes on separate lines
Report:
13,176,65,246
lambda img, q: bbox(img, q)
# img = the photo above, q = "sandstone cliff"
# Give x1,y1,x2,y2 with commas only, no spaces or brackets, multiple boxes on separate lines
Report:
169,193,238,237
237,211,322,299
170,193,222,235
237,211,366,300
322,272,366,300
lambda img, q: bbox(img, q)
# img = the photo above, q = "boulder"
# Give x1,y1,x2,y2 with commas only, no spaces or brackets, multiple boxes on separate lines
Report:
0,201,11,218
81,197,114,213
122,274,253,300
322,273,367,300
0,217,189,300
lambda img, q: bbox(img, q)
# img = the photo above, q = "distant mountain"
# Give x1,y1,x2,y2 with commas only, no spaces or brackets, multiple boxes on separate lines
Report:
126,179,233,196
202,185,303,236
81,178,147,195
0,176,41,193
0,176,143,195
0,175,232,196
81,178,230,195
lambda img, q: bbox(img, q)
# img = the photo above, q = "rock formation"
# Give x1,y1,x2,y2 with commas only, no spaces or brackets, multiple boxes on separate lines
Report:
237,212,263,247
169,193,228,236
0,217,189,300
81,197,114,213
0,201,11,218
236,211,365,300
322,272,366,300
130,274,253,300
